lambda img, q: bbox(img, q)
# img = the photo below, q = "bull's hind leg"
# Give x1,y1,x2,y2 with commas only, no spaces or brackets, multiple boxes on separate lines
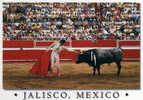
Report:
116,61,121,76
97,65,101,76
93,66,96,76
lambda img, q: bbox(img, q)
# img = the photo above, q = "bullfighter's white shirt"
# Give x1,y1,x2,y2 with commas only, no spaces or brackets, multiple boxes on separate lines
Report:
49,41,74,53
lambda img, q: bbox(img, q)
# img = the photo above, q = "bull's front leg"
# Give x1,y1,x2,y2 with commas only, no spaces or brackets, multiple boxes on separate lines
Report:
97,65,101,76
93,66,96,76
116,62,121,76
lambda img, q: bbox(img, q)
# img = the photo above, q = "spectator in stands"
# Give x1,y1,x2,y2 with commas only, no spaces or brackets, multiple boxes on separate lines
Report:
3,3,140,40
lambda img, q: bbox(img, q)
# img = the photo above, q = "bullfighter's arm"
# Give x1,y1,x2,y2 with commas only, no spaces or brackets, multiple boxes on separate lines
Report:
46,41,57,51
63,46,78,53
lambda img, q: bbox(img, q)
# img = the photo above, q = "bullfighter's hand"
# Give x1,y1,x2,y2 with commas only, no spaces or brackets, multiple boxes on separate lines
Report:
74,51,78,53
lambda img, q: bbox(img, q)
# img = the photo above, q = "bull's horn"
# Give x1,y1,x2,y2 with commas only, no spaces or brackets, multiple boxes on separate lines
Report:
80,50,83,54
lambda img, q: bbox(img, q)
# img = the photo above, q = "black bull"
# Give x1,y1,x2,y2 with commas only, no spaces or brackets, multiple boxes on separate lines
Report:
76,48,123,76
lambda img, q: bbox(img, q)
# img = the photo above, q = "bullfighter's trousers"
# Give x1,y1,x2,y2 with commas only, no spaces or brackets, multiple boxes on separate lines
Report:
50,51,60,69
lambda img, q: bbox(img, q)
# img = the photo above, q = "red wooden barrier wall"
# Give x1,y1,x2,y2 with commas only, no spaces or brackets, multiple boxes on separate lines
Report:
3,40,118,48
3,40,140,48
3,40,140,61
3,50,78,61
3,50,44,60
3,49,140,62
36,41,70,47
119,41,140,47
36,41,53,47
3,40,34,48
123,49,140,59
72,40,117,47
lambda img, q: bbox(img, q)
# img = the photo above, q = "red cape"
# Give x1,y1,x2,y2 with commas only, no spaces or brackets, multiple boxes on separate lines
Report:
29,50,52,76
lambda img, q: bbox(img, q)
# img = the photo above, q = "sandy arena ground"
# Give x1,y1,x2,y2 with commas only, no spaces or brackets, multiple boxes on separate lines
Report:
3,62,140,90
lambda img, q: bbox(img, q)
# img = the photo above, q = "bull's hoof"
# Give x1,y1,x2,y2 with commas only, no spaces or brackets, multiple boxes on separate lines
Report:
98,73,101,76
117,74,120,77
117,72,120,77
92,74,96,77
